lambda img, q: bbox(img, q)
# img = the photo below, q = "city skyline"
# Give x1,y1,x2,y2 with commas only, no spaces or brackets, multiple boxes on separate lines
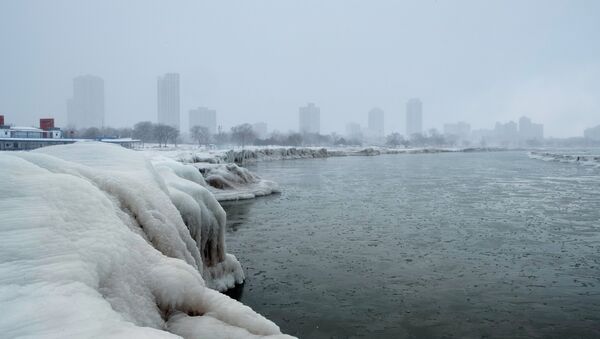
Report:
2,1,599,137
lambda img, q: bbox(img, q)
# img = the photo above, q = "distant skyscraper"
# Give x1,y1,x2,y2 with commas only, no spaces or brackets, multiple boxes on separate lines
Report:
67,75,105,128
518,116,544,141
252,122,268,139
368,107,384,138
299,103,320,134
189,107,216,134
406,98,422,137
157,73,180,130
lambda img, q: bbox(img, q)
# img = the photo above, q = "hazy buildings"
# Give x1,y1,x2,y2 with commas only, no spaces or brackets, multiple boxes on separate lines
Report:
367,108,384,138
345,122,362,140
67,75,105,129
406,98,423,137
443,121,471,140
584,125,600,141
157,73,180,130
252,122,268,139
518,116,544,141
189,107,216,134
494,121,519,145
299,103,320,134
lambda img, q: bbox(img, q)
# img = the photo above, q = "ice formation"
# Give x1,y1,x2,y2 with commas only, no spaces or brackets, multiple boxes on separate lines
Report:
195,163,280,201
529,151,600,166
143,144,476,167
0,142,294,338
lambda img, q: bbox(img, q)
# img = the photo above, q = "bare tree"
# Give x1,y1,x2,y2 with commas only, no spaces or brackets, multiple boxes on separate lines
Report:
230,123,256,148
386,133,407,147
167,126,180,146
82,127,101,139
154,124,172,147
133,121,154,146
190,125,211,146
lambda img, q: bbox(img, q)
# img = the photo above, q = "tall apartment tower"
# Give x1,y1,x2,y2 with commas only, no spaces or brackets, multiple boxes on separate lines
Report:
368,107,385,138
299,103,320,134
406,98,423,137
157,73,180,130
189,107,217,134
67,75,105,128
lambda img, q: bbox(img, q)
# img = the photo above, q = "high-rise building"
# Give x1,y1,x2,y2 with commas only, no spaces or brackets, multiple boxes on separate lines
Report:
189,107,216,134
368,107,384,138
518,116,544,141
157,73,180,130
406,98,422,137
299,103,320,134
67,75,105,128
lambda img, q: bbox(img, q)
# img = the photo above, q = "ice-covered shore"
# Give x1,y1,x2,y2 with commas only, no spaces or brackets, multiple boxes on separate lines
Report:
143,145,502,201
0,143,294,338
145,145,473,165
529,151,600,167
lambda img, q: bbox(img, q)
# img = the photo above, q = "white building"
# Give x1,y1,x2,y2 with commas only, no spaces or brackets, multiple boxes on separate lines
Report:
299,103,320,134
367,107,384,138
67,75,105,129
189,107,216,134
157,73,180,130
406,98,422,138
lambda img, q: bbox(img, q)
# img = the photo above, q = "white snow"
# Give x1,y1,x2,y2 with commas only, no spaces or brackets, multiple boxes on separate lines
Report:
529,151,600,167
140,144,468,166
0,142,294,338
196,163,280,201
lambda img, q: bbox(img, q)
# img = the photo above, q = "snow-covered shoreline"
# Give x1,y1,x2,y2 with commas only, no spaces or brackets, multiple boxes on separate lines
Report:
143,145,497,166
529,151,600,167
141,145,507,202
0,143,294,338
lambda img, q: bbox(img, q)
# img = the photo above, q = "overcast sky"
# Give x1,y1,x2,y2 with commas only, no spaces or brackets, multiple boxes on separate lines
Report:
1,0,599,137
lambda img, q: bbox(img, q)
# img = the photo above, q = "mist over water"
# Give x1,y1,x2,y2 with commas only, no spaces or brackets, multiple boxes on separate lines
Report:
223,152,600,338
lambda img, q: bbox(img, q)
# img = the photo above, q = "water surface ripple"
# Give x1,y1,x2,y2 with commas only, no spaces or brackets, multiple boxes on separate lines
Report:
223,152,600,339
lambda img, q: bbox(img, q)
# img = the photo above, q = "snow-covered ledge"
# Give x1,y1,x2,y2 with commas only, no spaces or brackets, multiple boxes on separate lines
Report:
0,142,294,338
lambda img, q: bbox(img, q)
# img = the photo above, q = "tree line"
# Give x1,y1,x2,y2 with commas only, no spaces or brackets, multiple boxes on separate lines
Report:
68,122,468,148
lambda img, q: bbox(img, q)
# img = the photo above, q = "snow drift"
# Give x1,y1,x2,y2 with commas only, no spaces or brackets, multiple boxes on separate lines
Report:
0,142,294,338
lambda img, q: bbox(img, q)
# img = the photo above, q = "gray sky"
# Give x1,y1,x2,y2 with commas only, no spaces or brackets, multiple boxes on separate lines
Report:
1,0,599,137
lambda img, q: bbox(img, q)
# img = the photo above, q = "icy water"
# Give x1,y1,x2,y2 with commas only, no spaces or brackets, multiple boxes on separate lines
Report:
222,152,600,339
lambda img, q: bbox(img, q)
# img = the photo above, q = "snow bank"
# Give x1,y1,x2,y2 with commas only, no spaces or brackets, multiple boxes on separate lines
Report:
0,142,294,338
529,151,600,167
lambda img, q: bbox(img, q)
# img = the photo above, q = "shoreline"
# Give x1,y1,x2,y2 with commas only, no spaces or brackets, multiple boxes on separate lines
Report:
143,145,512,202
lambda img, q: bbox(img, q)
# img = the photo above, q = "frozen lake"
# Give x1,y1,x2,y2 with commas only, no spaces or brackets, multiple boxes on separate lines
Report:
222,151,600,338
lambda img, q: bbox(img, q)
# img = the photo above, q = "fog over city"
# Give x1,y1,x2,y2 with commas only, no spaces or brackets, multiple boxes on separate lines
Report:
1,0,599,137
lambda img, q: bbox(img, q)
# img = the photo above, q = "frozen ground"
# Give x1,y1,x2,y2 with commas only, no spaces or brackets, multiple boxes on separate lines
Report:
0,142,294,338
